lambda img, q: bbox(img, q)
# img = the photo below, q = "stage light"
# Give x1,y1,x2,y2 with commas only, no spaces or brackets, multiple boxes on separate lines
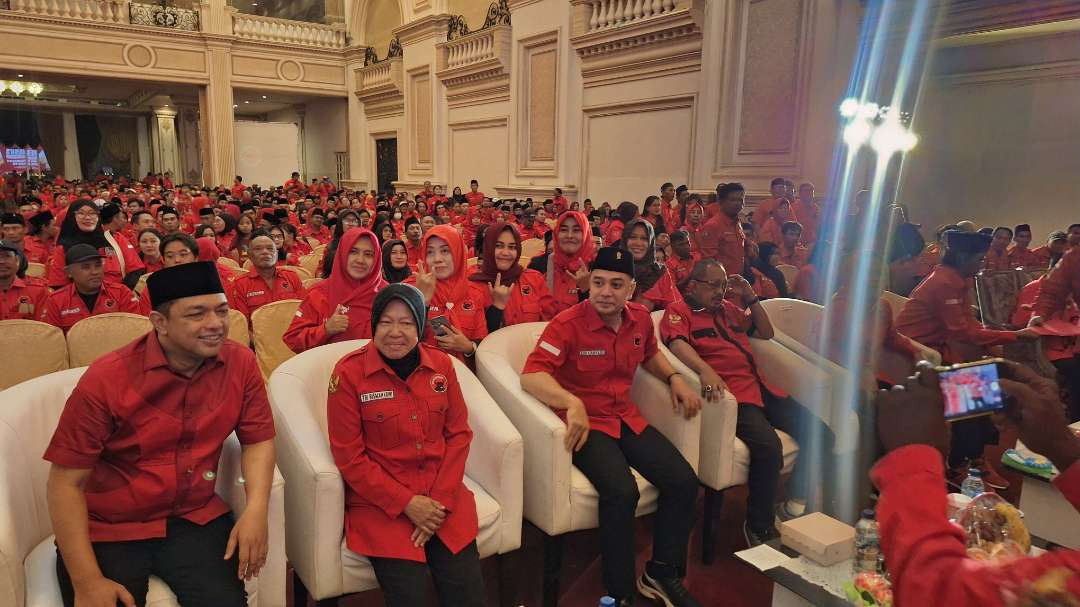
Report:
870,114,918,157
27,82,44,96
857,102,880,120
843,119,872,149
8,81,24,95
839,98,860,118
0,81,7,95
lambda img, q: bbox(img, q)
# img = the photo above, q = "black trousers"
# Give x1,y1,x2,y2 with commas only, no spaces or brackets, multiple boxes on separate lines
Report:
368,537,486,607
572,422,699,598
736,392,836,534
948,415,998,468
56,513,246,607
1053,356,1080,423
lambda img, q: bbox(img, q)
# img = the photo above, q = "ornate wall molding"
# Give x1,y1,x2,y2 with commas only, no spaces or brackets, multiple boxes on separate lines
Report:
515,30,560,177
129,1,199,31
938,0,1080,38
435,24,512,108
354,57,405,119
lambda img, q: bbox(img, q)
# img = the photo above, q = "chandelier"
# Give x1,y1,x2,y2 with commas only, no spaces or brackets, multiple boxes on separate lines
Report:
0,79,45,97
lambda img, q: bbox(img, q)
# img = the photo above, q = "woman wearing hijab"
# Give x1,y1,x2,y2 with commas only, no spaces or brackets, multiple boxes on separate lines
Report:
470,221,558,330
326,284,486,607
543,211,597,313
47,199,144,288
604,201,639,247
748,241,787,299
373,220,397,245
321,209,362,278
284,228,388,352
620,218,683,311
406,225,488,359
382,239,412,283
212,212,238,252
196,236,243,284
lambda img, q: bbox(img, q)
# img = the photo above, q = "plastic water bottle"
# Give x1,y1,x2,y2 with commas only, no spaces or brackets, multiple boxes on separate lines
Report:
961,468,986,498
600,597,617,607
853,509,880,574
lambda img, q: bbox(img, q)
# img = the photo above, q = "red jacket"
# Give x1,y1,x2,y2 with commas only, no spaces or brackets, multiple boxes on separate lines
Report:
698,212,746,276
473,268,559,327
636,267,684,311
874,444,1080,606
46,236,145,288
42,281,146,333
1035,246,1080,319
0,277,50,321
1013,277,1078,361
327,344,477,562
283,283,373,353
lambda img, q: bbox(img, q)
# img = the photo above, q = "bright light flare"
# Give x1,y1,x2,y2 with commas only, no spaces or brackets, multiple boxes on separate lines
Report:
843,119,872,149
839,97,860,118
870,116,918,156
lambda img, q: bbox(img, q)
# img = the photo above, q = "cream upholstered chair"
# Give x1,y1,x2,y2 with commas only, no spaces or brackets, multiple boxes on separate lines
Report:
466,256,478,268
298,253,321,277
302,277,322,290
306,237,323,250
267,340,523,605
776,264,799,289
66,313,152,368
251,299,302,380
646,312,797,563
24,263,46,279
0,368,288,607
228,308,251,347
520,238,546,259
133,272,152,296
280,265,313,281
475,322,701,606
0,320,68,390
218,256,242,270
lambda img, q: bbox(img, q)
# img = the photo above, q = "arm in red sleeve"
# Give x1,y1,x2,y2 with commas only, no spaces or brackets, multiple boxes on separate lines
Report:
282,290,329,353
880,303,920,358
117,285,147,316
1053,460,1080,512
326,366,415,519
1034,248,1080,319
530,273,560,321
937,291,1016,346
235,352,276,444
874,445,1080,606
47,245,68,288
42,294,61,328
228,282,251,319
43,376,114,468
428,364,472,509
521,319,570,375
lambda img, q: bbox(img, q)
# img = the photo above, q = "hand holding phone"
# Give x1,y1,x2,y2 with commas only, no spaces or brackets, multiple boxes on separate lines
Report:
429,316,450,337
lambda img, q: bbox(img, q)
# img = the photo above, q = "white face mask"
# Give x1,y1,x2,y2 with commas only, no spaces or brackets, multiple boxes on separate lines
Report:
393,212,402,220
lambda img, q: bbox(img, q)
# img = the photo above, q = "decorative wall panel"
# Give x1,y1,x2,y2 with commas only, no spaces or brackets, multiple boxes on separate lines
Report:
517,31,559,175
450,118,509,193
410,69,433,169
737,0,802,154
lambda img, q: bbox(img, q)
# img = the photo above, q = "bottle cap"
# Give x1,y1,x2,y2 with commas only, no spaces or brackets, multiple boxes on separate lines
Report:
600,597,616,607
861,509,875,520
968,468,983,477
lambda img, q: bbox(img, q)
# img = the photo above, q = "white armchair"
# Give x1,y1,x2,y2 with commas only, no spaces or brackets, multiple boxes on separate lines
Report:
475,322,701,607
267,340,523,605
0,368,287,607
647,311,798,564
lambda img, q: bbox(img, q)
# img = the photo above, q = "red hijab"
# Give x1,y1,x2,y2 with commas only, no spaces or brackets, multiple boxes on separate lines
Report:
322,228,388,312
552,211,596,274
196,237,221,262
470,221,523,286
418,224,469,307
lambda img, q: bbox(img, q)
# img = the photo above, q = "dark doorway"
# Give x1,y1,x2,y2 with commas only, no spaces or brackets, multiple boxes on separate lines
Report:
375,138,398,197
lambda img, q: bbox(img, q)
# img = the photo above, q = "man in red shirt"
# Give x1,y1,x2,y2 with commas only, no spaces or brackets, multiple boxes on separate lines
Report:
231,175,247,199
42,244,147,333
1008,224,1048,268
0,240,49,319
551,188,569,217
982,226,1013,270
754,177,789,229
698,183,747,274
284,171,304,193
521,247,703,607
464,180,484,207
403,217,423,270
303,208,332,245
665,230,700,284
660,258,833,545
896,230,1039,488
229,230,306,318
790,182,821,246
777,221,810,268
872,361,1080,606
44,261,276,607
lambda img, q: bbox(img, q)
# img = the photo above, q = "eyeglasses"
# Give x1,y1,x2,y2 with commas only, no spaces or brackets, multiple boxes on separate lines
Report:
75,210,99,218
691,278,727,290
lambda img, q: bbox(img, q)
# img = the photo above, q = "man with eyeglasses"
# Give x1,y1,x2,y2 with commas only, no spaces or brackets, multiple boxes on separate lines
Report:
659,258,834,546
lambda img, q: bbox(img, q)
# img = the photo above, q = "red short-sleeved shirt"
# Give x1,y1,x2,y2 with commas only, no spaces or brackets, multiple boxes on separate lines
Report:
659,299,783,406
522,301,657,438
0,278,50,320
229,267,306,318
474,269,559,326
42,281,147,333
43,332,276,542
327,344,477,562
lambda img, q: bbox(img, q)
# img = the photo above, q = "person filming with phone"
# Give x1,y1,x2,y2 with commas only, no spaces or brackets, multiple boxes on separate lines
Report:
873,360,1080,606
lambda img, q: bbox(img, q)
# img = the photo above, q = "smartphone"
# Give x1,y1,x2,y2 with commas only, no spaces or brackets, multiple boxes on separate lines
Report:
937,358,1006,422
429,316,450,337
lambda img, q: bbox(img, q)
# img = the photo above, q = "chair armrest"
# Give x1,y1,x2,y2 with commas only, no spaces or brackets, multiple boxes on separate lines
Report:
267,372,346,600
749,337,858,454
475,351,574,537
452,360,525,555
630,365,701,472
216,435,287,607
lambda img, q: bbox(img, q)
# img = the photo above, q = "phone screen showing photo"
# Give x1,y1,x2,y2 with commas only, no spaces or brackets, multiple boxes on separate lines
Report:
939,362,1005,421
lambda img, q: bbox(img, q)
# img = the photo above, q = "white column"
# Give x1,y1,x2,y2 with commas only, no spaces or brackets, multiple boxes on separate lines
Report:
136,115,151,177
61,111,83,181
150,105,181,175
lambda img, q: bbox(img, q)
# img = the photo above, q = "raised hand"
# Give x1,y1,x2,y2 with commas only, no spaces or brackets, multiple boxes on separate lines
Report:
490,272,511,310
324,304,350,336
416,261,437,303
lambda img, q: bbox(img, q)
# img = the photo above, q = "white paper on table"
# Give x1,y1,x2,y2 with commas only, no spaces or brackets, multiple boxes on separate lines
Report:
734,544,794,572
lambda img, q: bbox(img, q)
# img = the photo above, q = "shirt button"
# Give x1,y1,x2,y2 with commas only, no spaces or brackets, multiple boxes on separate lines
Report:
376,414,384,421
416,442,423,450
411,414,418,421
203,470,216,481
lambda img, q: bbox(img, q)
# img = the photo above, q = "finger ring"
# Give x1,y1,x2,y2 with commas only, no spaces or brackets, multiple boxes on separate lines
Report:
704,385,713,391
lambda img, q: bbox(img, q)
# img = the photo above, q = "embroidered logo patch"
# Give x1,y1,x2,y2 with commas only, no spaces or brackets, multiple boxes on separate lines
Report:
104,299,115,309
430,374,448,393
360,390,394,403
668,313,682,324
579,349,606,357
539,340,561,356
328,374,341,394
463,300,474,311
633,334,643,347
522,285,532,295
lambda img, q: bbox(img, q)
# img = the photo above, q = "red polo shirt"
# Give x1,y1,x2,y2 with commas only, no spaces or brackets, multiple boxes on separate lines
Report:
1007,246,1048,269
523,300,656,438
327,344,477,562
660,299,783,406
303,224,332,246
465,191,484,207
229,267,305,318
43,332,276,542
982,247,1012,271
405,239,423,271
666,251,701,285
42,281,147,333
0,277,50,320
698,212,746,275
22,236,54,265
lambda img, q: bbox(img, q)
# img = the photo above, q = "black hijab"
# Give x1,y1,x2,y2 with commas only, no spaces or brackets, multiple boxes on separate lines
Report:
58,200,110,250
382,239,412,283
371,283,428,380
620,218,665,294
753,242,790,298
